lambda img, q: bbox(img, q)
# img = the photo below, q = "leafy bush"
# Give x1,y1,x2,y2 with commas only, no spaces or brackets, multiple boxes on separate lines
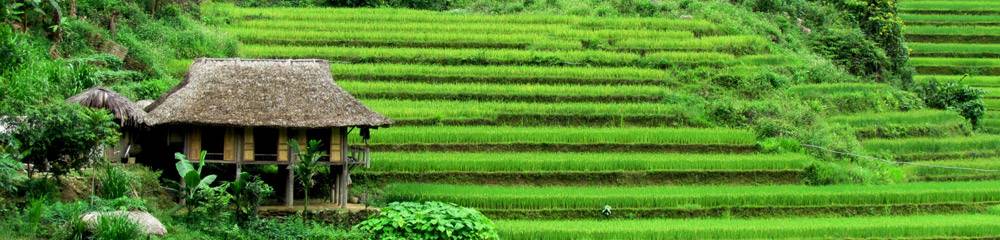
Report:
12,103,120,179
230,172,273,223
809,28,890,80
94,214,142,240
0,152,26,196
99,165,135,199
356,201,499,240
174,151,218,212
918,79,985,128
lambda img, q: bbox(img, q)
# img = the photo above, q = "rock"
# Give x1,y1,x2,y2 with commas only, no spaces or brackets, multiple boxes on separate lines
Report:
81,211,167,236
680,15,693,20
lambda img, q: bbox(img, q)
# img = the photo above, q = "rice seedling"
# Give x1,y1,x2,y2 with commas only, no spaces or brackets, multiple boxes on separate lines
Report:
382,181,1000,210
829,110,966,126
240,45,645,67
909,43,1000,57
235,19,569,34
365,152,811,172
900,1,1000,14
227,28,584,50
915,75,1000,87
786,83,895,98
906,158,1000,181
901,13,1000,25
330,63,672,85
906,26,1000,36
910,57,1000,67
612,35,770,55
339,80,666,102
862,135,1000,158
353,126,755,145
360,99,712,127
241,45,753,68
496,214,1000,240
230,6,719,33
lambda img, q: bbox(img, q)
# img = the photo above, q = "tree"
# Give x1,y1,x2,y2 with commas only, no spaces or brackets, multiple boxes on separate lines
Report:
288,139,327,218
13,103,119,180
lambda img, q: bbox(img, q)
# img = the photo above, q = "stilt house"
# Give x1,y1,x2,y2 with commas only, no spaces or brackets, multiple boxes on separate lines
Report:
139,58,392,207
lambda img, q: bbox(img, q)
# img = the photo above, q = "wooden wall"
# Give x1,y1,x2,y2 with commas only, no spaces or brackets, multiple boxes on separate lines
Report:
182,126,349,163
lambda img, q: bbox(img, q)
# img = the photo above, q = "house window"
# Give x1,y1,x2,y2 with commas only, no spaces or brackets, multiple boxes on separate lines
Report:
306,128,331,162
201,128,225,160
254,128,279,161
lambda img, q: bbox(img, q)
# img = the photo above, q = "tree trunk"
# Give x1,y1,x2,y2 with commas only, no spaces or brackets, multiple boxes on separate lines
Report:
69,0,77,17
303,188,309,221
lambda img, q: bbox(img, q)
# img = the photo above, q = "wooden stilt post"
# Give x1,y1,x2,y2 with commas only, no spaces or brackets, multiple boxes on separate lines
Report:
340,166,349,208
332,169,340,205
285,166,294,207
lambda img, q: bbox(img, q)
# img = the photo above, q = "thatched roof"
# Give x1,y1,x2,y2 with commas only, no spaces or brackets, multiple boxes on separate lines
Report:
145,58,392,128
66,87,145,128
135,100,154,110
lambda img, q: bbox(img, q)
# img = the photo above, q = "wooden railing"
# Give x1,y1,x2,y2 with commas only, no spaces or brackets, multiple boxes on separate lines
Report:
348,146,370,168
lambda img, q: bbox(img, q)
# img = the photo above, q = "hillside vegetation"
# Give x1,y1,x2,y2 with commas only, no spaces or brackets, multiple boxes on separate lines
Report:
2,0,999,239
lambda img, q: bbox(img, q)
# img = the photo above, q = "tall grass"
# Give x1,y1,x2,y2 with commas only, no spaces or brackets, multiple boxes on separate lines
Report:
382,181,1000,210
354,126,755,145
366,152,811,172
496,214,1000,240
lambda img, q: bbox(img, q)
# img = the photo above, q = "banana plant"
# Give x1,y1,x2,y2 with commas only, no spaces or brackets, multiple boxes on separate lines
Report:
174,151,217,212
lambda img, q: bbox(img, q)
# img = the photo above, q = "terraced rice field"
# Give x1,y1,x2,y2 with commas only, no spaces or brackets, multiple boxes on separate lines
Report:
901,0,1000,131
222,4,1000,239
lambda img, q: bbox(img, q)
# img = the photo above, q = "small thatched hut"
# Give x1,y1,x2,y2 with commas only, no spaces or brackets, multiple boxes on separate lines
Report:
140,58,391,207
67,87,148,161
67,87,146,128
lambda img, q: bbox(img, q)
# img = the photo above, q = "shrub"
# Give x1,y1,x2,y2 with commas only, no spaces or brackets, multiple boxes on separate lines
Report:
0,152,26,196
809,28,891,81
230,172,273,223
99,165,135,199
918,79,985,128
94,214,142,240
12,103,120,179
356,201,499,240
